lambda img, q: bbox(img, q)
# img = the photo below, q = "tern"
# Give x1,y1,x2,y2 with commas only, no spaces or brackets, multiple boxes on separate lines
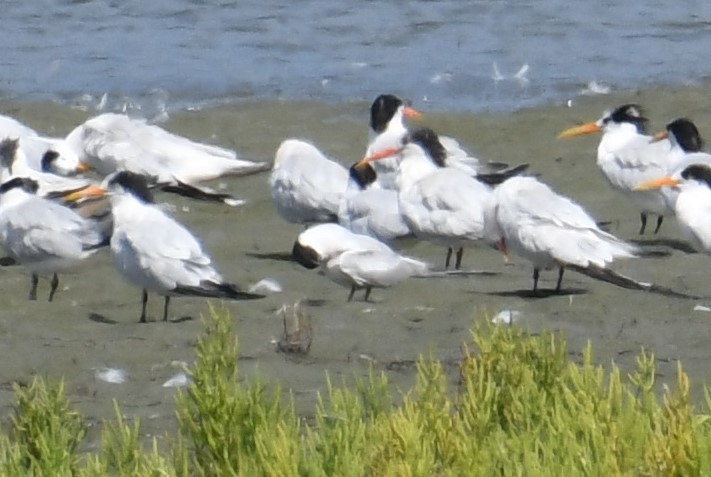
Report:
292,223,427,301
94,171,264,322
484,175,638,294
0,177,108,301
558,104,681,235
270,139,349,225
60,113,267,205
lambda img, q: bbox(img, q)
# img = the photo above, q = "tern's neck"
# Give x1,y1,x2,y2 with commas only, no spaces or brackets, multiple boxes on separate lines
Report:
0,188,32,209
395,145,438,190
367,114,407,156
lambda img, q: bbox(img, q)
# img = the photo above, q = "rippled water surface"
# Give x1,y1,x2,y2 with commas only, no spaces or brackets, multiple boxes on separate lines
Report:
4,1,711,112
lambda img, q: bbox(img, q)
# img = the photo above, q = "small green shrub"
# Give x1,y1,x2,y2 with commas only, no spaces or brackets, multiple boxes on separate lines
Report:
0,310,710,476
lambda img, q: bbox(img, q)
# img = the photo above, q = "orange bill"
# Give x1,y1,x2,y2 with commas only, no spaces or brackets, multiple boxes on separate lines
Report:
496,238,510,264
360,146,402,165
634,177,680,191
61,184,107,203
557,122,602,139
75,161,92,173
403,106,423,120
650,129,669,143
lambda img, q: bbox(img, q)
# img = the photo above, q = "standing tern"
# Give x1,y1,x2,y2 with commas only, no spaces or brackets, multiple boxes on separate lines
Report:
363,128,517,269
366,94,423,189
0,177,108,301
94,171,264,322
558,104,679,235
484,175,637,294
292,223,427,301
270,139,349,225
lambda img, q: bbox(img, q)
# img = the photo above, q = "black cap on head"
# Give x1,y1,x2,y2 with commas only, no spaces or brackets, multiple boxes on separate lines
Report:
667,118,703,153
370,94,404,134
349,161,377,190
40,150,60,173
607,104,648,134
681,164,711,187
0,177,39,195
407,127,447,167
291,241,320,269
108,171,154,203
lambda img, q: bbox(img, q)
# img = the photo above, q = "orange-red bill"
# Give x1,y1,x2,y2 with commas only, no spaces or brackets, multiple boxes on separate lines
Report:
360,146,402,165
61,184,107,203
403,106,423,120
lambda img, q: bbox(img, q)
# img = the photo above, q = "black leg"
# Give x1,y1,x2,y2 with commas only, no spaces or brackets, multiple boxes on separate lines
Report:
29,274,38,301
653,215,664,234
639,212,647,235
555,267,565,293
364,287,372,302
48,273,59,302
347,285,356,302
455,248,464,270
532,268,540,295
444,247,453,269
140,289,148,323
163,296,170,321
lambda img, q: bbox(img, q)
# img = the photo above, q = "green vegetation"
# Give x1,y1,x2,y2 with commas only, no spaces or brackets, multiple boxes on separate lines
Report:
1,311,710,476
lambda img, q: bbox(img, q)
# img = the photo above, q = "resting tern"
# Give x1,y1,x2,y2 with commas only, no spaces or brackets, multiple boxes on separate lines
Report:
270,139,349,225
559,104,679,235
60,113,267,205
292,223,427,301
0,138,99,200
0,114,39,139
337,160,412,244
363,128,509,270
0,177,108,301
484,175,637,294
96,171,263,322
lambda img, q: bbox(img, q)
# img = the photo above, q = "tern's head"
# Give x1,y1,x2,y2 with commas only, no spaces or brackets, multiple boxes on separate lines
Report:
558,104,648,138
406,127,447,167
348,160,377,190
105,171,154,204
369,94,422,134
356,126,447,170
651,118,704,153
40,149,91,176
635,163,711,192
0,177,39,196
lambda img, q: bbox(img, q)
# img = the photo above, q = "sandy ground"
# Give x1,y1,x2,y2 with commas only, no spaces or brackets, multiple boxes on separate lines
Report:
2,84,711,446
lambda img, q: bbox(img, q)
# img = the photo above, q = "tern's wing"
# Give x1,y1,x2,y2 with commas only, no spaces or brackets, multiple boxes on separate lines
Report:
336,250,427,288
115,206,220,288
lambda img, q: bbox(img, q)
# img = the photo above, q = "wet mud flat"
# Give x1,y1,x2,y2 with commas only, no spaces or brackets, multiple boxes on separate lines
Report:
2,84,711,444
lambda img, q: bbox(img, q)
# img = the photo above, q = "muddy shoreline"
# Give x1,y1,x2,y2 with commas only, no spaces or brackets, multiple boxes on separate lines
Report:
2,85,711,444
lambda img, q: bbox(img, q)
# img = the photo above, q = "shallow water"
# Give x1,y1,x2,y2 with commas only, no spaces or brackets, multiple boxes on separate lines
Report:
2,85,711,444
4,1,711,113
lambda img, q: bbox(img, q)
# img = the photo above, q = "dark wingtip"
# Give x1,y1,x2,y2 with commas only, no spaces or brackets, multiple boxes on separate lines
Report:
173,281,265,300
161,180,244,206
